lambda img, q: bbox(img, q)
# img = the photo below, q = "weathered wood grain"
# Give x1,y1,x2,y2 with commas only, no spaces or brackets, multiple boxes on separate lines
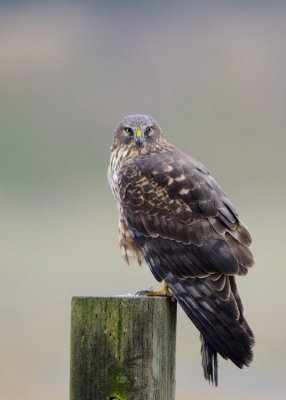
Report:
70,296,177,400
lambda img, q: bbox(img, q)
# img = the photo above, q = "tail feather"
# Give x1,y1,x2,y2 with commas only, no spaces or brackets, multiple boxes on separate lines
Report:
200,334,218,386
166,272,255,384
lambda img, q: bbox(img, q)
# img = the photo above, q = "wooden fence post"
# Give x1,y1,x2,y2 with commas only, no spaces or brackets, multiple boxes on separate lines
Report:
70,296,177,400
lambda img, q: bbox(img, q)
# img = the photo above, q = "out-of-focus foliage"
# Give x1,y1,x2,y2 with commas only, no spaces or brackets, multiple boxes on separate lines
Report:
0,1,285,399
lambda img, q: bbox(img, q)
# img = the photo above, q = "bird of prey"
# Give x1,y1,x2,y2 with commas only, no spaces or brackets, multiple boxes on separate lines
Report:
108,114,254,385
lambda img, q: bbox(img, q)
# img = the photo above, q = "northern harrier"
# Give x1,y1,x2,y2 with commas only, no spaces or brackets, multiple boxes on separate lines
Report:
108,114,254,385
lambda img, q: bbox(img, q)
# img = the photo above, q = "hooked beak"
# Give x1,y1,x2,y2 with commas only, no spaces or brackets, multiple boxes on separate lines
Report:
135,129,143,146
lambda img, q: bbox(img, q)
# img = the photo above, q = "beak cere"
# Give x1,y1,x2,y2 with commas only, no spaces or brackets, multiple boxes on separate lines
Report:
135,129,143,146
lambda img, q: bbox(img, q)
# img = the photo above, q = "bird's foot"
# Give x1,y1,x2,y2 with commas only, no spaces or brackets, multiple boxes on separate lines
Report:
136,282,173,297
135,288,154,296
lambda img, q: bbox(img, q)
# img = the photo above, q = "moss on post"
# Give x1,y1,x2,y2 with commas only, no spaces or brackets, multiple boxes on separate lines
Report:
70,296,177,400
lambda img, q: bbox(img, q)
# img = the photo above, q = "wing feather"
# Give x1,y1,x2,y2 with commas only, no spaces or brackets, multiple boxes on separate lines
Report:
120,150,253,277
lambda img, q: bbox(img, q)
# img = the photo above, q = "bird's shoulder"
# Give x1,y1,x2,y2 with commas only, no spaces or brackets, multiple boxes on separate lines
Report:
119,146,236,224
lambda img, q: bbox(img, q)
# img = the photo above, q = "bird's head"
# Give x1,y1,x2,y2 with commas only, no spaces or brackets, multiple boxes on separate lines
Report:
111,114,165,152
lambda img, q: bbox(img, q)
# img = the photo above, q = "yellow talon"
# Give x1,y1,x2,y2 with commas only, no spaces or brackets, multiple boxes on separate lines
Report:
148,281,173,297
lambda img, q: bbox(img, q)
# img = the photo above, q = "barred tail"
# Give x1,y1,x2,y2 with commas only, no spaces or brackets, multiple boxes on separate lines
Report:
166,273,255,385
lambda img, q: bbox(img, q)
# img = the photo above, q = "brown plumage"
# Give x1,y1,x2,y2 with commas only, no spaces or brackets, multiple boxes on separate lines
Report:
108,114,255,386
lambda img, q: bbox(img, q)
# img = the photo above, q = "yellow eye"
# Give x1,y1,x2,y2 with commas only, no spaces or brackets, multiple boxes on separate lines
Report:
123,127,133,137
144,126,154,137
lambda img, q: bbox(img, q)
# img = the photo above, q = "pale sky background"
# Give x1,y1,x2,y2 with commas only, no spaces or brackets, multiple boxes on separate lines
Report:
1,1,286,399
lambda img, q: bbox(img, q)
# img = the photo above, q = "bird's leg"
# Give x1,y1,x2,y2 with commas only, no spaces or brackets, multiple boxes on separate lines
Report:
136,281,173,297
150,281,173,297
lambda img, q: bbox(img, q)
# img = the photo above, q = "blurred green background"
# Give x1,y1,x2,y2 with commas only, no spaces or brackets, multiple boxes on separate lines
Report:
1,1,285,399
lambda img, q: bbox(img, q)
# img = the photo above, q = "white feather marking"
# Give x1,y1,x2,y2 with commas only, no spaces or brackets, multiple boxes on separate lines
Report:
122,149,129,158
179,188,189,195
176,174,186,182
164,165,173,172
126,249,134,257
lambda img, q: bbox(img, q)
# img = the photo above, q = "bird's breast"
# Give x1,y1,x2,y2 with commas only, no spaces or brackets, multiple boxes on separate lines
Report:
108,147,132,202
